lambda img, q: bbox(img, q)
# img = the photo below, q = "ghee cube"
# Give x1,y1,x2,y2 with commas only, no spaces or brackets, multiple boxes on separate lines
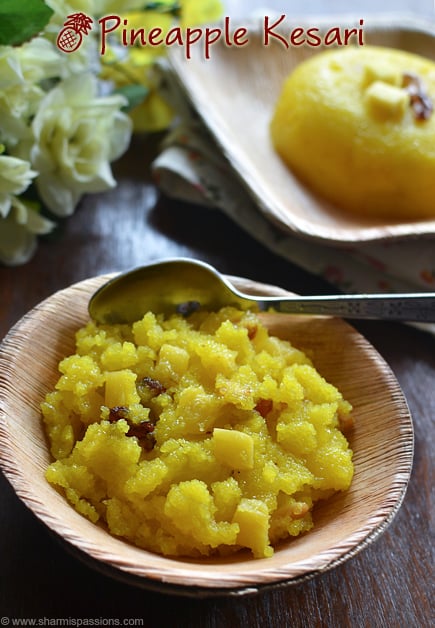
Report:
212,428,254,470
232,498,273,558
104,370,139,407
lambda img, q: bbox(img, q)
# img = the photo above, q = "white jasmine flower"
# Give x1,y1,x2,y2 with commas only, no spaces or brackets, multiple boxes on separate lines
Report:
0,155,37,217
0,48,23,89
0,84,42,146
17,37,64,83
30,73,132,216
0,197,55,266
0,48,33,144
0,38,63,91
0,38,64,146
0,156,54,266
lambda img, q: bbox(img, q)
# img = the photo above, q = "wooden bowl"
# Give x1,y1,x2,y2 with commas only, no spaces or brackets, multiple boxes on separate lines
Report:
169,15,435,244
0,274,413,596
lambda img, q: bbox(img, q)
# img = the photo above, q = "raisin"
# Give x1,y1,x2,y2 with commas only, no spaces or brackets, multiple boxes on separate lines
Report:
255,399,273,418
402,72,433,121
176,301,201,316
108,406,129,422
141,377,166,395
107,406,156,450
128,422,156,451
338,411,354,432
246,323,258,340
127,421,155,439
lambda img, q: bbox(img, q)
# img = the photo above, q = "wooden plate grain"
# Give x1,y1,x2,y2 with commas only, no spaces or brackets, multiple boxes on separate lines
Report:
0,274,413,596
169,15,435,244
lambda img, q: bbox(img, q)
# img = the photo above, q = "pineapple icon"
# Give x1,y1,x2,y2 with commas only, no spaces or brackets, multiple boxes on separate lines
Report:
57,13,93,53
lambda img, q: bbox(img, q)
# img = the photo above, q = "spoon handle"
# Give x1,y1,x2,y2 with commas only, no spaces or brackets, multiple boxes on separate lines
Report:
260,293,435,323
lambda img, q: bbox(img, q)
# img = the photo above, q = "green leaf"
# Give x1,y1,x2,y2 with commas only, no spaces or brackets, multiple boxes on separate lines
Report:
140,2,181,17
0,0,53,47
114,84,149,112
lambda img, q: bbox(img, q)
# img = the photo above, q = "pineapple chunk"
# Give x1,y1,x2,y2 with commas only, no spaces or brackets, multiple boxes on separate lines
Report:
155,343,189,382
365,81,409,119
232,498,273,558
104,370,139,407
362,62,401,87
212,428,254,470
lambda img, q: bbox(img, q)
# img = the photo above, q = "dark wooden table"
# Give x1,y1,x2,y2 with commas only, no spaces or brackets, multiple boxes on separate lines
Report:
0,131,433,626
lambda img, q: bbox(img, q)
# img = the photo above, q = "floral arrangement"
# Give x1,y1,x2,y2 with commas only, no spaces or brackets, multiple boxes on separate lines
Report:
0,0,222,265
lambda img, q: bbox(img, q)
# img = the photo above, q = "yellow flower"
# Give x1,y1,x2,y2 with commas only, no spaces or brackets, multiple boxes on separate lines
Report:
100,0,223,132
129,88,174,133
180,0,223,27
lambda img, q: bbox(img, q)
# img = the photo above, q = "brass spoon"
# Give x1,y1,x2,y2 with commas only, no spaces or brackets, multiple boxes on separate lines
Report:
88,257,435,325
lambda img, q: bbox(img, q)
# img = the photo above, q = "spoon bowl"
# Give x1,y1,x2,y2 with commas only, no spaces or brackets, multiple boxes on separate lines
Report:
89,258,435,325
89,258,255,323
